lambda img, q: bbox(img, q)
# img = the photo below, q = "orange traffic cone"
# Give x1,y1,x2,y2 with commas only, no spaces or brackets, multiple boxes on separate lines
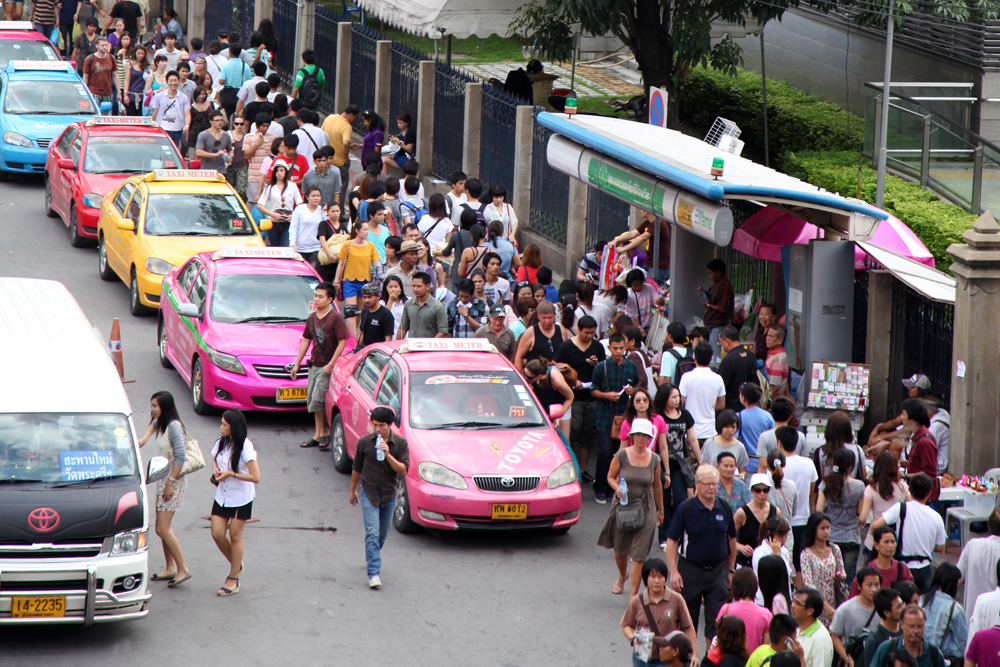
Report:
109,318,134,383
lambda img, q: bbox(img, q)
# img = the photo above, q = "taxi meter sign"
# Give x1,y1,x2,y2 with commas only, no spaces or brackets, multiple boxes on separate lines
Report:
214,247,299,260
148,169,223,181
0,21,34,29
648,87,668,128
9,60,72,72
403,338,493,353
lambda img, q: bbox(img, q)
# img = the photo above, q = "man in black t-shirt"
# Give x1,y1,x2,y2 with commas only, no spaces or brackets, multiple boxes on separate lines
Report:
108,0,142,37
243,81,276,124
717,325,758,412
555,314,605,484
357,282,394,349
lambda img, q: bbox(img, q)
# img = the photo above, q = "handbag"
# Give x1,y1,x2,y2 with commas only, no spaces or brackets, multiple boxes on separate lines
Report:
610,415,625,440
615,451,654,532
832,543,850,607
319,233,348,265
179,428,205,476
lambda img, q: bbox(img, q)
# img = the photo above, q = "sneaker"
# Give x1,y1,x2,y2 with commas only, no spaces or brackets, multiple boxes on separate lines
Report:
594,492,607,504
581,471,595,484
368,575,382,589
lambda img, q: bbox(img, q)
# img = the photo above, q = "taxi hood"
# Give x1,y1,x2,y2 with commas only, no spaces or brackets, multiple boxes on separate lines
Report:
148,236,265,267
0,480,144,542
3,114,93,137
80,173,132,197
205,321,306,357
411,427,569,478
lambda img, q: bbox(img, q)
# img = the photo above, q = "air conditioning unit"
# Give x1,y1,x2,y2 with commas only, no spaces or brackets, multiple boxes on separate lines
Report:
704,117,744,156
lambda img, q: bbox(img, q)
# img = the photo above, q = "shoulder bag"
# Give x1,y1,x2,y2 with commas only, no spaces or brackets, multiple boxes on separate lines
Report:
616,451,654,532
832,543,850,606
179,426,205,476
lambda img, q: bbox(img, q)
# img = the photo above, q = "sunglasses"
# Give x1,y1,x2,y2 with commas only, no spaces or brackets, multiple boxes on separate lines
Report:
752,487,769,494
633,396,649,403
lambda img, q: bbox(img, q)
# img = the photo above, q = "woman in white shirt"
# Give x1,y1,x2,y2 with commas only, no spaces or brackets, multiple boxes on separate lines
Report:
482,184,518,241
210,410,260,597
289,185,325,270
752,517,796,609
379,275,407,336
256,163,301,247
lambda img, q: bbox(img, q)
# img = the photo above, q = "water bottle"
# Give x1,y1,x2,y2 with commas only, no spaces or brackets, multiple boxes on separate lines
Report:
619,478,628,505
376,433,385,462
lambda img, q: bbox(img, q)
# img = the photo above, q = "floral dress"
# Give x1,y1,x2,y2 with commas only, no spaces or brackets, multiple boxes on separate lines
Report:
800,544,845,627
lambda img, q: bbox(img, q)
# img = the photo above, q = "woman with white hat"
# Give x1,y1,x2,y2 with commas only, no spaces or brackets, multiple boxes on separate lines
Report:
597,417,665,598
733,473,782,569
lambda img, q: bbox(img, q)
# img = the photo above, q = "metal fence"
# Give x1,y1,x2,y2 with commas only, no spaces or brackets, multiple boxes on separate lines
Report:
886,279,954,415
390,42,424,130
350,23,382,134
528,109,569,245
313,6,342,114
204,0,231,44
272,0,297,88
717,200,772,301
432,62,475,179
585,188,630,254
479,85,523,204
236,0,254,46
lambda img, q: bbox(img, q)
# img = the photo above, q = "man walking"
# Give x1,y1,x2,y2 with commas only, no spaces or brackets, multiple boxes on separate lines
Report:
870,473,946,592
30,0,60,43
291,49,325,111
765,323,792,400
475,304,516,361
831,567,883,666
349,406,409,589
792,587,835,667
660,322,691,386
697,258,733,358
755,396,807,473
555,314,605,484
589,333,639,504
664,464,738,652
678,342,725,446
718,325,758,412
778,426,819,568
957,510,1000,623
290,282,351,451
72,18,101,76
966,559,1000,653
356,282,394,349
321,104,359,221
862,588,904,667
149,69,191,149
869,605,946,667
301,149,341,210
745,615,805,667
293,109,329,170
83,37,119,115
446,278,488,338
386,240,436,298
396,273,448,339
194,109,231,175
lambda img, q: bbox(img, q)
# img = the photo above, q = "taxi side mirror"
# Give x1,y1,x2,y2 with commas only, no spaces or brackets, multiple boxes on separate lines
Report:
189,159,201,169
117,218,135,232
176,303,199,318
259,218,272,231
146,456,170,484
57,158,75,170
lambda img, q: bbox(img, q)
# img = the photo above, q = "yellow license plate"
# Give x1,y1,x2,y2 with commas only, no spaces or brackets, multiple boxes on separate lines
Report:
491,503,528,520
276,386,308,403
12,596,65,618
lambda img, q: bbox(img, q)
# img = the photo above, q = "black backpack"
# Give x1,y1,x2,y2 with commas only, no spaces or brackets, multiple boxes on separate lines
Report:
886,637,945,667
461,202,487,227
667,347,696,385
843,608,878,663
298,66,323,108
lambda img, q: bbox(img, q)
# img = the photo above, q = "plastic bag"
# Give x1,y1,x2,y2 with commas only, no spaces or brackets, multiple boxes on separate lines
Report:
733,289,753,326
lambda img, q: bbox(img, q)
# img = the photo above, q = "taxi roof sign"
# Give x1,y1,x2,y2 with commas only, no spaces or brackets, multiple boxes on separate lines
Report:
86,116,159,128
7,60,73,73
400,338,496,354
0,21,34,30
145,169,225,182
212,248,303,261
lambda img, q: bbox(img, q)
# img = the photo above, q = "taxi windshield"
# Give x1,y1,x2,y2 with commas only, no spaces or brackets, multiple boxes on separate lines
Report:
408,371,546,430
0,413,137,483
143,193,255,236
3,80,96,115
0,41,59,68
84,136,183,174
210,273,318,323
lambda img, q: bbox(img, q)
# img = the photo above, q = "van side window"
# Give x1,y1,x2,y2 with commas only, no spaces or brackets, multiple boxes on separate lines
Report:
126,187,142,222
56,128,76,156
114,183,135,216
178,261,200,295
189,270,208,309
69,135,83,168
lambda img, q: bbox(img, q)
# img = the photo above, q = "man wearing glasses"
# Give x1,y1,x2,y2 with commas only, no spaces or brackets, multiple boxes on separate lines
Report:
195,109,232,175
664,464,738,653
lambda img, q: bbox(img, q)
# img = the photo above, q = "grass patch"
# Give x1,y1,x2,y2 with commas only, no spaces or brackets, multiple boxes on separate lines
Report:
575,97,630,118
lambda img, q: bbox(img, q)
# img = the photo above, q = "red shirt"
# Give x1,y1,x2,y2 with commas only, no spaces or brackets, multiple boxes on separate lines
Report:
906,425,939,501
268,154,309,183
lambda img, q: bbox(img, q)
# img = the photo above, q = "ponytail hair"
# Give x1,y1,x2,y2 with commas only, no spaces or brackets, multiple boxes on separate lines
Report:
470,222,486,245
560,294,578,330
768,449,786,488
822,447,856,504
486,220,503,245
758,515,790,544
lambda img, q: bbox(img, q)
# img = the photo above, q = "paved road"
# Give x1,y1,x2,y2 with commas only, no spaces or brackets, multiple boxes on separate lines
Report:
0,173,659,666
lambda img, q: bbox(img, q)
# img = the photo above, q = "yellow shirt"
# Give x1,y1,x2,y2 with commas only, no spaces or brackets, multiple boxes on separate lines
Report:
745,645,777,667
338,240,380,282
321,114,353,167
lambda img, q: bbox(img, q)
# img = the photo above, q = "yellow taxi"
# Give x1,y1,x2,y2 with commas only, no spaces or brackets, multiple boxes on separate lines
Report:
97,169,272,316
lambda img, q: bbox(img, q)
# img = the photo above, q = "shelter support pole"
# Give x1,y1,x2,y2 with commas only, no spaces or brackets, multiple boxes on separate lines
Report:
566,179,588,280
948,212,1000,474
334,23,352,115
185,0,202,49
375,40,392,122
254,0,272,32
446,34,452,68
416,60,435,180
462,83,483,178
865,271,894,427
512,105,534,248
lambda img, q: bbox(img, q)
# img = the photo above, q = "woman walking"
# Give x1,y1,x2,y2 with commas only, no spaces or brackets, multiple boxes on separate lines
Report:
757,553,793,614
653,382,700,516
122,44,149,116
225,115,249,200
815,410,867,481
256,163,301,247
763,451,799,551
484,220,520,279
380,274,407,338
290,185,325,271
799,511,847,626
816,447,865,585
705,615,749,667
752,517,795,603
136,391,191,587
458,222,488,279
359,109,385,171
734,473,780,569
516,244,543,284
317,201,346,282
715,569,772,654
210,409,260,597
598,418,664,597
621,558,697,667
334,219,380,329
483,184,519,241
858,451,909,559
919,562,968,662
187,85,218,158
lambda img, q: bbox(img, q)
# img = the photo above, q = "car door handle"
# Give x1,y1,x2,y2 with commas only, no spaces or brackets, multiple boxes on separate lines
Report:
345,386,352,393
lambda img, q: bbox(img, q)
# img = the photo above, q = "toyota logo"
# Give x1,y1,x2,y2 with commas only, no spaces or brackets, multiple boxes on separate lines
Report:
27,507,60,533
500,476,515,488
285,362,296,372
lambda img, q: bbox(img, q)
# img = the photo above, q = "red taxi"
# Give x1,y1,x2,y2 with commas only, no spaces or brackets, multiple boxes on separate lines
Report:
0,21,61,68
327,338,582,534
44,117,186,247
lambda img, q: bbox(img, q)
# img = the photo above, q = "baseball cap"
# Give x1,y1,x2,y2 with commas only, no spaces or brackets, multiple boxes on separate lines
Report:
399,240,420,254
901,374,930,390
629,418,655,439
361,282,380,296
748,473,773,490
489,304,505,318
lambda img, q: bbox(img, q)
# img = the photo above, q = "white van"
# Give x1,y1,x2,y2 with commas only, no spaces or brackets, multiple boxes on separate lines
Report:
0,278,168,624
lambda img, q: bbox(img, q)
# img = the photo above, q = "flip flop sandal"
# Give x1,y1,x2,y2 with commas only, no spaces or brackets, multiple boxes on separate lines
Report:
300,438,320,448
168,572,193,588
151,572,177,581
612,575,627,595
318,436,331,451
218,577,240,596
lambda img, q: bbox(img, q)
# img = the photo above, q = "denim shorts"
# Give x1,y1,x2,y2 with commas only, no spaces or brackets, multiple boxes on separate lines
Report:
341,279,367,299
393,153,409,169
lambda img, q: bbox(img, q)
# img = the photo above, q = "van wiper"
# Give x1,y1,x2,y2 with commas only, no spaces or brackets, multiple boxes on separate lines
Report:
425,421,507,430
234,316,305,323
0,478,43,485
51,475,130,488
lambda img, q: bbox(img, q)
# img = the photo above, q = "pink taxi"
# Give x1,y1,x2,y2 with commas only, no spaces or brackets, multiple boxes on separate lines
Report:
327,338,582,533
158,247,353,414
0,22,62,68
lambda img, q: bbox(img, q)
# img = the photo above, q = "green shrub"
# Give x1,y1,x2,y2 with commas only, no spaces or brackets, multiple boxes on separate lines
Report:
783,151,976,271
678,67,863,171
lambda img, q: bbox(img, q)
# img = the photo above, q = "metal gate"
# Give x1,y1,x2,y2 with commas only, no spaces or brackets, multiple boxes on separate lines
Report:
479,85,521,203
350,23,380,134
389,42,423,128
528,110,569,244
272,0,297,88
432,62,475,178
313,6,341,114
204,0,231,43
886,279,953,415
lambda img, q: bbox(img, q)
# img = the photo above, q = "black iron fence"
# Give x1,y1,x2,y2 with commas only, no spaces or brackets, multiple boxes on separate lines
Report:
204,0,231,44
479,85,523,204
236,0,254,46
272,0,297,88
718,200,772,302
389,42,424,130
585,188,630,254
350,23,382,134
886,279,953,415
528,109,569,245
432,62,475,179
313,6,342,114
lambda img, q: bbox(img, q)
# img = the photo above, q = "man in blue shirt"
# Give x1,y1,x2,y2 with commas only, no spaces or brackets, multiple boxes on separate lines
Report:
536,266,559,303
665,463,738,653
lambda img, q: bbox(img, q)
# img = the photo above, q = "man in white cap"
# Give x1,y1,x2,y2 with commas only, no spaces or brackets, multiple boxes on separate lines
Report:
385,240,436,298
867,373,931,457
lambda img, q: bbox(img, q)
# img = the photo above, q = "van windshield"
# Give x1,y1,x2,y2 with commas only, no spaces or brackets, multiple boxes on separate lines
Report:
0,414,137,483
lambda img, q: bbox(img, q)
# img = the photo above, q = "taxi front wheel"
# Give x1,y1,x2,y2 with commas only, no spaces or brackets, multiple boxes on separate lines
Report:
330,415,352,474
44,178,58,218
392,479,420,534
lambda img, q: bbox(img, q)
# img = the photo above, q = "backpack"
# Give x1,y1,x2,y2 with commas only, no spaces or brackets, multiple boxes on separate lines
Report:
461,202,487,227
666,347,696,385
756,368,771,408
843,608,878,663
402,199,427,224
298,66,322,108
886,638,945,667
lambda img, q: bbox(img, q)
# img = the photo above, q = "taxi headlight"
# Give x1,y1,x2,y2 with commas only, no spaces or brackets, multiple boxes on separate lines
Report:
82,193,104,209
418,462,468,490
206,347,246,375
545,461,578,489
145,258,175,275
3,132,32,148
110,529,147,556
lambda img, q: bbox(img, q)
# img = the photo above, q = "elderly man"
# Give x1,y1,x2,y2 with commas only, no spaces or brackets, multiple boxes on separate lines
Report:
385,240,436,299
765,323,792,400
475,304,516,361
665,463,738,653
869,605,946,667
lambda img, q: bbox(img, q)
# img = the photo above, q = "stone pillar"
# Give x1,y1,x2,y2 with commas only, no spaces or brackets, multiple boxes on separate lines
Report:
512,104,533,245
374,40,392,122
948,211,1000,474
254,0,272,31
415,60,434,180
293,0,315,70
185,0,202,45
173,0,189,37
334,23,352,114
462,82,482,178
865,271,894,426
565,178,588,279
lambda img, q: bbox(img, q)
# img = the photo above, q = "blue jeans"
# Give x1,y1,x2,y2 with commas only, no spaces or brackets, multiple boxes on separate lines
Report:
268,222,290,247
358,486,395,577
165,129,183,149
834,542,860,588
655,268,670,284
708,325,724,360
